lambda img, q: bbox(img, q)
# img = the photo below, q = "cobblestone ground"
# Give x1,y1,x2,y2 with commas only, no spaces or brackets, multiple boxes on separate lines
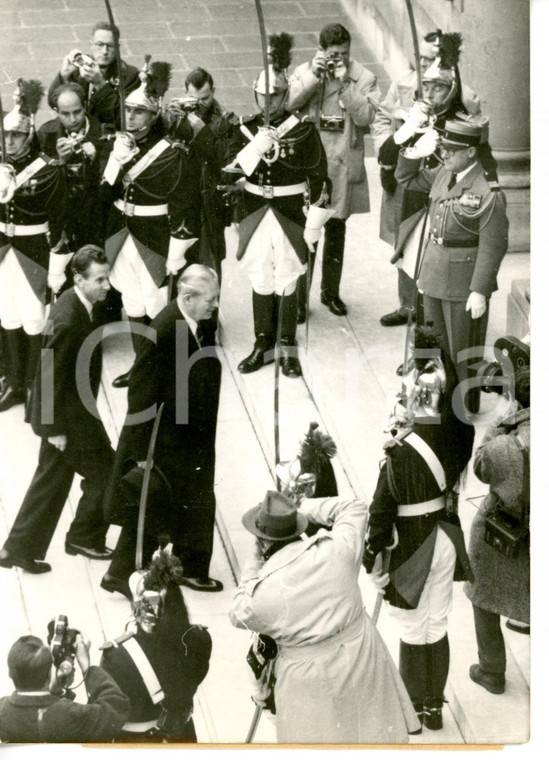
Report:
1,0,389,141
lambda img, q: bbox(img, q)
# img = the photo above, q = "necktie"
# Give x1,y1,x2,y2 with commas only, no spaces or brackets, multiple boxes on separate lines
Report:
448,173,457,190
195,324,203,347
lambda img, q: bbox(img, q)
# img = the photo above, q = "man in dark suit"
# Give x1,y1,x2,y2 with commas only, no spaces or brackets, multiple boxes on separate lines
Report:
0,246,115,574
101,264,223,594
0,633,129,742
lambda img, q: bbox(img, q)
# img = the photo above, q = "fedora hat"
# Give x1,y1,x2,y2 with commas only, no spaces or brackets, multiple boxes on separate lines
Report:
242,490,308,541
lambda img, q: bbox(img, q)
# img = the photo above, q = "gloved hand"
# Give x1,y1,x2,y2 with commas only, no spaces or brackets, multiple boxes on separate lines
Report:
112,132,139,165
48,272,66,294
403,128,439,159
394,101,432,145
0,164,16,203
165,258,184,276
369,551,391,592
466,291,487,319
304,226,321,252
252,127,277,156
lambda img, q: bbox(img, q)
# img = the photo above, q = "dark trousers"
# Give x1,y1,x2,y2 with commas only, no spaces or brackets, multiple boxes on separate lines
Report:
3,439,113,560
472,604,507,675
321,217,346,297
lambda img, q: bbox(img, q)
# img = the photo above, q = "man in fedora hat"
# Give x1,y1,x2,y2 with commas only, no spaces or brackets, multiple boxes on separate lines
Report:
231,491,420,743
394,118,508,411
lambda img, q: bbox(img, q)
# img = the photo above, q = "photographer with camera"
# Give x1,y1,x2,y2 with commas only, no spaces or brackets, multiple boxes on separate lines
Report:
47,21,139,130
287,23,380,319
0,625,129,743
464,362,530,695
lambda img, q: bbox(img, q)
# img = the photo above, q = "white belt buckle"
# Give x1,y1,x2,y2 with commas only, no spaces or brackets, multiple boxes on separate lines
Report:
124,201,135,217
262,185,274,199
435,236,444,245
6,223,15,237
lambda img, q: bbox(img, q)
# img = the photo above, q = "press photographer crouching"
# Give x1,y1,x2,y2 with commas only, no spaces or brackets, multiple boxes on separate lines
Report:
0,620,130,742
464,357,530,695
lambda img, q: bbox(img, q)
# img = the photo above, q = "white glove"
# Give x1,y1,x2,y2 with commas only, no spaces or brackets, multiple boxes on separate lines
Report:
466,291,487,319
403,128,439,159
166,236,198,275
165,258,184,276
303,227,321,252
370,551,390,592
48,251,73,294
252,127,276,156
394,101,432,145
0,164,16,203
112,132,139,165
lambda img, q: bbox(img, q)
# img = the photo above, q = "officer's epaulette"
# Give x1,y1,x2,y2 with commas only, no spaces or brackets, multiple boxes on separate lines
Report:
99,629,135,651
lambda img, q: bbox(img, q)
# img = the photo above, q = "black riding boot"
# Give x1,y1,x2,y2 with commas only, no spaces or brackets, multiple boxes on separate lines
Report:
0,328,26,412
238,292,276,374
399,641,428,733
24,333,42,423
276,291,301,378
424,634,450,731
112,315,151,388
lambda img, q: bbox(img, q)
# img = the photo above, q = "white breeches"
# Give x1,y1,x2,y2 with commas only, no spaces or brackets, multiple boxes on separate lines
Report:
240,209,307,296
0,248,45,334
109,235,168,319
389,527,457,645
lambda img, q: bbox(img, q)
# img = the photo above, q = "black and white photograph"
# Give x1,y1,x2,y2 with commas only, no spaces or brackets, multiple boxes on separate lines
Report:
0,0,535,749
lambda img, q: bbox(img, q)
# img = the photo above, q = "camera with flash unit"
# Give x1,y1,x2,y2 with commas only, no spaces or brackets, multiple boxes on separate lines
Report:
47,615,79,681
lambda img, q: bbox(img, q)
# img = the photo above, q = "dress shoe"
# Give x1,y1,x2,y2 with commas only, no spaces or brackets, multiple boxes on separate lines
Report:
396,363,404,377
320,293,347,316
0,384,25,412
469,664,505,694
0,550,51,574
100,573,132,601
280,339,302,378
65,542,113,560
380,309,412,327
180,576,224,592
238,343,274,374
505,619,530,635
112,369,132,388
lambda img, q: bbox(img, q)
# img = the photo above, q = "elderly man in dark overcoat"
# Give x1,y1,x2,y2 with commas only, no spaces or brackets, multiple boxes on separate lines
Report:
101,264,223,594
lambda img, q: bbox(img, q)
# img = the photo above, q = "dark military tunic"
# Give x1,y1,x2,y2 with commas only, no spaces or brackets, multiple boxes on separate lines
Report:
365,422,474,609
0,145,67,305
224,109,328,264
100,625,212,742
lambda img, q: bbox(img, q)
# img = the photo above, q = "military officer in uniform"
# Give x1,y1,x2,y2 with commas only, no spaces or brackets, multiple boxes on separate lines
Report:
376,33,499,331
224,33,329,377
394,119,509,412
0,79,68,416
101,57,201,388
363,328,475,732
48,21,139,130
287,23,380,318
100,551,212,743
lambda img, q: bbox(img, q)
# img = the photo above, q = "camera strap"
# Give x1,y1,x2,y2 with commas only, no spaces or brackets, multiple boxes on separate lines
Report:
122,637,165,705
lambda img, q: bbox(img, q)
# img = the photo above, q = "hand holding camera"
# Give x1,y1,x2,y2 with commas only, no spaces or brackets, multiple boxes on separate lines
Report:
78,57,105,88
60,49,82,81
312,49,328,78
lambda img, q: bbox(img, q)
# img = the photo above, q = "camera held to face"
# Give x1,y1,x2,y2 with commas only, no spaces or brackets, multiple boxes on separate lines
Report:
47,614,79,681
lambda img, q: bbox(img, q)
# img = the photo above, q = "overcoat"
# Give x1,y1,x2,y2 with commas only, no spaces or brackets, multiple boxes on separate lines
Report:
0,666,129,743
287,59,380,219
230,496,420,743
464,408,530,623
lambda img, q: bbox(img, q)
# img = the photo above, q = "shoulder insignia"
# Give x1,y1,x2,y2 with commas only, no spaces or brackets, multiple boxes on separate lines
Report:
459,192,482,209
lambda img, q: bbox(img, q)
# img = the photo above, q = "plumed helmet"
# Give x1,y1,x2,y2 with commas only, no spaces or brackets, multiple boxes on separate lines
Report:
125,55,172,113
3,78,44,133
254,32,293,95
422,31,463,109
129,549,184,633
276,422,338,499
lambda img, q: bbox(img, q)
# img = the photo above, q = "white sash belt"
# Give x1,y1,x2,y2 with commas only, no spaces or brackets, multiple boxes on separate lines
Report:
244,181,307,198
114,199,169,217
398,496,445,517
0,221,49,237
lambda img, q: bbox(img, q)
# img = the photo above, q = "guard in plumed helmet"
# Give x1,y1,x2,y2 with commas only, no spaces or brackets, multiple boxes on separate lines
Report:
0,79,68,416
222,33,329,378
394,117,509,412
100,550,212,743
363,327,475,732
101,56,201,388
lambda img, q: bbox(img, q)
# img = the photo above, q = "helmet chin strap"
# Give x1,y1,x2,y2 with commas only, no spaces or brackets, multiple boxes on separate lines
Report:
7,134,32,162
128,111,159,141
